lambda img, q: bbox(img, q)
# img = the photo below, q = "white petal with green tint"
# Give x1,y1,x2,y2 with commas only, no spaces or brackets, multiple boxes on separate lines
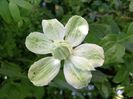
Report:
69,56,95,71
28,57,60,86
64,59,92,89
25,32,53,54
42,19,65,41
74,43,104,67
65,15,89,47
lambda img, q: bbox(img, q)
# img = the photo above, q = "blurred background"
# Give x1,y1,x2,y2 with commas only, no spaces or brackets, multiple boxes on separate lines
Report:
0,0,133,99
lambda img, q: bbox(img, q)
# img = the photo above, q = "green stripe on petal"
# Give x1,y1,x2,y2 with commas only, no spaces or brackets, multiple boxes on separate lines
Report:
69,56,95,71
65,15,89,47
28,57,60,86
64,60,92,89
74,43,104,67
42,19,65,41
25,32,53,54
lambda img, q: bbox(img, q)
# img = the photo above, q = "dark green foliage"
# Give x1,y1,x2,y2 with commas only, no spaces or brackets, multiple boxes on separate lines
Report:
0,0,133,99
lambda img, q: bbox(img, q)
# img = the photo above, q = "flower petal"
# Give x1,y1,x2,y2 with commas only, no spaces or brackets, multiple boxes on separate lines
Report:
42,19,65,41
65,15,89,47
25,32,53,54
64,59,92,89
68,56,95,71
28,57,60,86
73,43,104,67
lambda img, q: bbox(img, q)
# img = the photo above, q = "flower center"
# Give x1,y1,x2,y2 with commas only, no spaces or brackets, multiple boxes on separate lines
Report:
52,40,72,60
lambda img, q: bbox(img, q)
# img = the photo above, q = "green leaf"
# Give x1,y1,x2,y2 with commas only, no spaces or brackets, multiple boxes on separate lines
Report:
101,34,125,64
100,34,117,48
45,0,52,3
127,22,133,43
9,1,21,22
129,0,133,12
0,82,22,99
126,53,133,73
91,70,107,83
113,66,129,83
100,15,120,33
127,22,133,34
14,0,32,10
0,0,12,23
125,85,133,97
94,81,111,99
0,81,44,99
0,62,26,78
105,43,125,64
125,43,133,52
85,23,112,43
127,91,133,97
101,82,111,98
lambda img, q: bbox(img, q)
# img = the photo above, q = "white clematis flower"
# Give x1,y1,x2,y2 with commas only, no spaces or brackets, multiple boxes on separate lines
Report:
25,15,104,89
